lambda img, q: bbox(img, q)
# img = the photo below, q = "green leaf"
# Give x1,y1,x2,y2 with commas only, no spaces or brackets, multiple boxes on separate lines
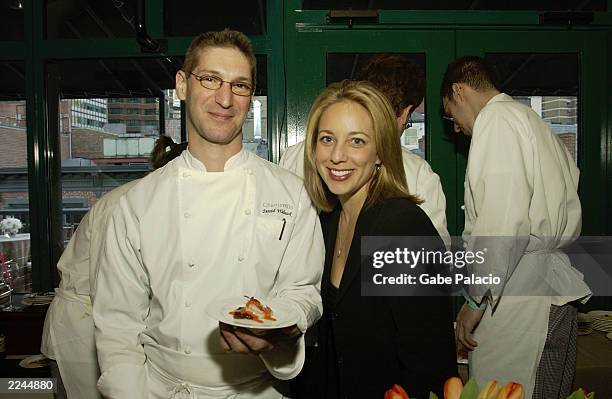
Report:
565,389,595,399
429,392,439,399
459,378,480,399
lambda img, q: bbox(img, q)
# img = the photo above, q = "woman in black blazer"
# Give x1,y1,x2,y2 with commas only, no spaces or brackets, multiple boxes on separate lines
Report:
302,80,457,398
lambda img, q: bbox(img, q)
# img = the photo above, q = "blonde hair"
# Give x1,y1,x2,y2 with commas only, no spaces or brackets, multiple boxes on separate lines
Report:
304,80,421,212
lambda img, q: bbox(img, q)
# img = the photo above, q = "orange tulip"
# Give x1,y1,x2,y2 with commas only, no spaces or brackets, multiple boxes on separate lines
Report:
496,382,524,399
443,377,464,399
477,380,500,399
384,384,409,399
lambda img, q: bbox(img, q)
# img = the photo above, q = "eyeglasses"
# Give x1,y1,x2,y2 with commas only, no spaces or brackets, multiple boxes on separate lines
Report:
442,115,455,123
185,71,254,97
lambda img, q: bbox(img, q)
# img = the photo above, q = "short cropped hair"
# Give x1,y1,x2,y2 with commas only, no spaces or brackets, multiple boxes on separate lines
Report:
440,56,500,100
182,29,256,86
357,54,425,116
303,80,421,213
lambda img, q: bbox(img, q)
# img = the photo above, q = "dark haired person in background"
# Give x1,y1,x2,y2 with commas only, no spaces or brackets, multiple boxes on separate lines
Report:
41,135,185,399
442,56,591,398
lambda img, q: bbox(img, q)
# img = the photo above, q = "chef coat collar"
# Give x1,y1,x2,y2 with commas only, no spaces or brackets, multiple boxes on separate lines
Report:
485,92,513,106
182,147,250,172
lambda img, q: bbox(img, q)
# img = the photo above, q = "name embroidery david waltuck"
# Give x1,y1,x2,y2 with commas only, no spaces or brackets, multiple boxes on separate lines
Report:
262,202,294,217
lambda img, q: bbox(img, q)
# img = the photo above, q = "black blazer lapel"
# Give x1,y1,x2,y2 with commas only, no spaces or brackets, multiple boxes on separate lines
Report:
336,202,382,303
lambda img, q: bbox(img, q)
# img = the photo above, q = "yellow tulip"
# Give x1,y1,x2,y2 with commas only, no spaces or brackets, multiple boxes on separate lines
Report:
496,382,524,399
477,380,500,399
443,377,464,399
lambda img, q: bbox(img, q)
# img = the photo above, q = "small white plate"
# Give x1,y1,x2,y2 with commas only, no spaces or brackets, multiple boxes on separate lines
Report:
207,297,300,330
19,354,51,369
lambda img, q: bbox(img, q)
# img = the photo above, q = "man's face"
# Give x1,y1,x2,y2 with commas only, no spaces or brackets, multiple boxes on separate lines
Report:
443,92,474,136
176,46,253,147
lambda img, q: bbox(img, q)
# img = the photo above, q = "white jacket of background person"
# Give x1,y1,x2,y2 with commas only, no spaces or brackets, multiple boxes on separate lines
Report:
41,179,139,399
463,93,591,398
279,140,450,247
93,148,324,399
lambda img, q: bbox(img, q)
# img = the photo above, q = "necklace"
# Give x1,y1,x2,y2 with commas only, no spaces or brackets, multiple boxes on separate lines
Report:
336,228,343,258
336,213,349,258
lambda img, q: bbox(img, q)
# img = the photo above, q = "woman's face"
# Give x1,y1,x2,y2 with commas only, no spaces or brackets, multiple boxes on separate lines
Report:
315,100,380,204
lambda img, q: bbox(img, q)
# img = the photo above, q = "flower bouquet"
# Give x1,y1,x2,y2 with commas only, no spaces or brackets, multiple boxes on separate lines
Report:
385,377,595,399
0,217,22,236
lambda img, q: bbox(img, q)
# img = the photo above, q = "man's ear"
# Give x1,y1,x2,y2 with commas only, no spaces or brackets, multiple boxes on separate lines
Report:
397,106,413,128
451,82,464,101
176,70,187,101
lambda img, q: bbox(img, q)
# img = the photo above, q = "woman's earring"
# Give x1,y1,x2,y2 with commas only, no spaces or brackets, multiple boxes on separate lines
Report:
376,164,382,171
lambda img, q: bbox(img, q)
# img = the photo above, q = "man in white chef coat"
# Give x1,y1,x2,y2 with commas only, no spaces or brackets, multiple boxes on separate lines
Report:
93,29,324,399
443,56,591,398
280,54,450,247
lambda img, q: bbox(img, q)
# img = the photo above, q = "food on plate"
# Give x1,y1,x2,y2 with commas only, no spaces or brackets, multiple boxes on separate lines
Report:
229,296,276,324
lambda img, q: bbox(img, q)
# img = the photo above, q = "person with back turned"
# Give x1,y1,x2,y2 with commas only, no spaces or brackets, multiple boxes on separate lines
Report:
442,56,590,398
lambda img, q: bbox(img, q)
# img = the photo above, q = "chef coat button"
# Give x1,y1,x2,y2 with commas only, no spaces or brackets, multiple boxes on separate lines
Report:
188,262,195,268
244,209,251,215
184,346,191,354
460,205,465,210
238,255,245,262
184,212,191,218
337,356,343,364
331,312,338,321
185,300,192,308
182,172,190,178
246,169,253,175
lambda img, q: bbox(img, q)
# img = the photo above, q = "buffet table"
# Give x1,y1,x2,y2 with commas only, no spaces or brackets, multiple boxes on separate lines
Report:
575,330,612,396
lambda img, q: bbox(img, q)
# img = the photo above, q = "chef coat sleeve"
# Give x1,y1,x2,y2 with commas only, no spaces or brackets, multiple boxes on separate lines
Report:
465,110,532,303
413,160,451,249
93,196,150,399
260,185,324,380
278,141,305,177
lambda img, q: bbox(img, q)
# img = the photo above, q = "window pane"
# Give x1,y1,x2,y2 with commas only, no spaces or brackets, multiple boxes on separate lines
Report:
165,1,266,36
326,53,427,159
0,61,31,295
485,53,578,164
46,0,138,39
1,1,24,40
55,54,268,233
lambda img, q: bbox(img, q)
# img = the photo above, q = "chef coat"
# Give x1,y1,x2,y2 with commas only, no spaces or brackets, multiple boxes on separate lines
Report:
41,179,139,399
462,93,591,398
279,140,450,247
93,148,324,399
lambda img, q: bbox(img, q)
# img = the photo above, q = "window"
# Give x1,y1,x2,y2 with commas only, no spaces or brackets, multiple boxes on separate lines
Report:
486,53,579,164
0,61,31,293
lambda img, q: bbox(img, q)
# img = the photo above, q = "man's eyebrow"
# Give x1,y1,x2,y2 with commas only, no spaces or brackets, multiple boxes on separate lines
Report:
195,69,252,83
